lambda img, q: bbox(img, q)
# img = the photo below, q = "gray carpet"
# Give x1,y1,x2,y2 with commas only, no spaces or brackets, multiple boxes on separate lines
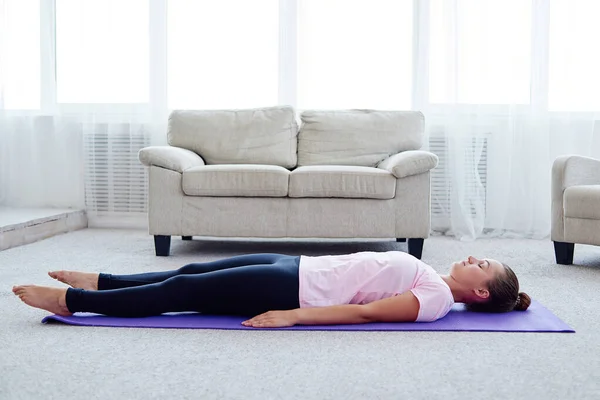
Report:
1,229,600,400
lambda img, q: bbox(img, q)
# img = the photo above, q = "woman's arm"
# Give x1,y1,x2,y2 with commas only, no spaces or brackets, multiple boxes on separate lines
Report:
242,291,420,328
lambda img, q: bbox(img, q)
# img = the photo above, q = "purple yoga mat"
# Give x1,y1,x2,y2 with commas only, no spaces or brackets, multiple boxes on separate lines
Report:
42,300,573,332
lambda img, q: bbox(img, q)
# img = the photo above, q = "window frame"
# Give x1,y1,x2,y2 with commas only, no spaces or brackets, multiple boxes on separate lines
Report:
8,0,597,116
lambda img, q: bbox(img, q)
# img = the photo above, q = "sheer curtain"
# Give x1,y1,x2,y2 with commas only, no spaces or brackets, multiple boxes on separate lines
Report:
0,0,163,216
1,0,599,237
0,0,85,208
416,0,600,239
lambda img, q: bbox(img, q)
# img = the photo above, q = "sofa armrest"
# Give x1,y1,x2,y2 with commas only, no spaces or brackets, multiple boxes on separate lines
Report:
551,155,600,241
377,150,439,179
139,146,205,173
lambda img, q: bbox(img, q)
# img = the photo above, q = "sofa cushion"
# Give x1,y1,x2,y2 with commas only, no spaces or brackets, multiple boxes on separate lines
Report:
289,166,396,199
564,185,600,219
168,107,298,168
297,110,424,167
182,165,290,197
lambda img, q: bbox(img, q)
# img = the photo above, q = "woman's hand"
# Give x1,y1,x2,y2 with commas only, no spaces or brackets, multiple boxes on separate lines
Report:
242,310,299,328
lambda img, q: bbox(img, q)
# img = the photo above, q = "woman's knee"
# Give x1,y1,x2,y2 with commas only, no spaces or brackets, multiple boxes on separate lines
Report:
161,274,201,296
177,263,203,274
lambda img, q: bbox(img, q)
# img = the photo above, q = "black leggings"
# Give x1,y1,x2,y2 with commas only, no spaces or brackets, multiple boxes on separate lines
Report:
65,254,301,317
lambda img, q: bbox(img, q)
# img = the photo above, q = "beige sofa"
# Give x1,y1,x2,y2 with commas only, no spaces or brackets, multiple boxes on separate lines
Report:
552,155,600,264
139,107,438,258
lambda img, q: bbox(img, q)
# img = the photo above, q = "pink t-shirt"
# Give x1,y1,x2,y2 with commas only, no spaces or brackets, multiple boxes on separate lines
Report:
298,251,454,322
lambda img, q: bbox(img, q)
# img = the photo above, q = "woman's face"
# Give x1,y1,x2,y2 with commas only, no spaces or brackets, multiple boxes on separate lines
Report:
449,256,505,297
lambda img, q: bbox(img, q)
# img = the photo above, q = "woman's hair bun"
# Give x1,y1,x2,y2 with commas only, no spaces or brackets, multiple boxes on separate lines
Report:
515,292,531,311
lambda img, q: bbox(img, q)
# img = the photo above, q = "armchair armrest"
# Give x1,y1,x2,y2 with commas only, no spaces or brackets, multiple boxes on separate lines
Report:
138,146,205,173
377,150,439,179
552,155,600,201
551,155,600,241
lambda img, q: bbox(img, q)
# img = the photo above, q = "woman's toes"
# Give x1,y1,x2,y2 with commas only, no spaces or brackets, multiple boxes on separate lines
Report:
49,271,65,281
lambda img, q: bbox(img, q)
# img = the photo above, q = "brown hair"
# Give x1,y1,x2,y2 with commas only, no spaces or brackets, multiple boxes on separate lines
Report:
466,263,531,313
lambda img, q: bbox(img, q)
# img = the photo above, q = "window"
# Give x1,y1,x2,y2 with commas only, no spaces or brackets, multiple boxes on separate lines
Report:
167,0,279,109
428,0,531,105
56,0,149,104
4,0,598,113
297,0,413,110
549,0,600,112
1,0,40,109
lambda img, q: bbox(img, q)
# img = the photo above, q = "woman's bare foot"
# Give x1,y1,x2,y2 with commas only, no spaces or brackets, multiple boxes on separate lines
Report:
12,285,72,316
48,270,99,290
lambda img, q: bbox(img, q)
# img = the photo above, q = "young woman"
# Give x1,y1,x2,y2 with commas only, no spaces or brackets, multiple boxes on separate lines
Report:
12,251,531,327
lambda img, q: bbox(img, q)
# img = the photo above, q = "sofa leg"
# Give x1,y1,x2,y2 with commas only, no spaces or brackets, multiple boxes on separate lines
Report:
154,235,171,257
408,238,424,259
396,238,406,242
182,236,192,241
554,241,574,265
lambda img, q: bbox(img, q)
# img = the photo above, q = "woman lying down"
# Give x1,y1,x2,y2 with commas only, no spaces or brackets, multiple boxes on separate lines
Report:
13,251,530,327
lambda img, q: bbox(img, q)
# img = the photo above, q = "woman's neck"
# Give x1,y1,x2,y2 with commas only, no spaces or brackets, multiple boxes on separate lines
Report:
440,275,470,303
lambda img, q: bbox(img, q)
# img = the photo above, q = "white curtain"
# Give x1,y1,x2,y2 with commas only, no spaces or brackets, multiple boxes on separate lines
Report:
0,0,85,208
417,0,600,239
1,0,599,238
0,0,166,217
